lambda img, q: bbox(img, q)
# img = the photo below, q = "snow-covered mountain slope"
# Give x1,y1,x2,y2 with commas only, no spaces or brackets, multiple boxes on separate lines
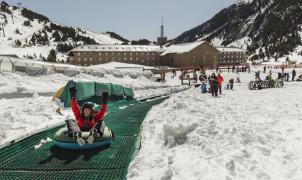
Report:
173,0,302,60
0,1,125,62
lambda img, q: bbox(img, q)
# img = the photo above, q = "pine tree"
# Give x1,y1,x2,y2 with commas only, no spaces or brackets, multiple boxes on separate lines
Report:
15,28,20,34
47,49,57,62
15,39,21,47
23,20,31,27
52,31,61,42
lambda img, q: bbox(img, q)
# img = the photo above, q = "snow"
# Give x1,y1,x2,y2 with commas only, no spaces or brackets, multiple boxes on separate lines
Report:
72,44,161,52
128,70,302,180
161,41,206,56
236,0,254,5
0,61,186,147
217,47,248,52
2,53,302,179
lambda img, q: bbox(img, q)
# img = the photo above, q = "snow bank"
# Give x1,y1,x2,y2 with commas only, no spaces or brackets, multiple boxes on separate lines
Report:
128,75,302,180
0,62,186,147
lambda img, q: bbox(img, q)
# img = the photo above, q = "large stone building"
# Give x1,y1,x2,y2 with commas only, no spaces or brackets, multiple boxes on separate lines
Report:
69,45,162,67
216,47,248,65
69,41,220,67
160,41,219,67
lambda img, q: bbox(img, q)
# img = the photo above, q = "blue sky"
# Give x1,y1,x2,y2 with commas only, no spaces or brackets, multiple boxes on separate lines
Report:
7,0,234,41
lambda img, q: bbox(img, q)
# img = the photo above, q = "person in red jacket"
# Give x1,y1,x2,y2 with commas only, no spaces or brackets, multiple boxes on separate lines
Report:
66,87,109,145
217,73,224,95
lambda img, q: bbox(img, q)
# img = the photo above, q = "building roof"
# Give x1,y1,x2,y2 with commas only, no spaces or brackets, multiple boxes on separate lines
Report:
70,44,162,52
216,47,248,52
160,41,206,56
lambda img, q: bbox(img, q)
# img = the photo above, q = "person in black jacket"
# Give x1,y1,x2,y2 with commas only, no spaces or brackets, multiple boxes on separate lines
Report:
292,69,296,81
210,73,218,97
229,78,234,90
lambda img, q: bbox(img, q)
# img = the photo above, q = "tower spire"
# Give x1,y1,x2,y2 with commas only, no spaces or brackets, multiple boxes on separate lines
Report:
157,16,167,47
160,16,164,37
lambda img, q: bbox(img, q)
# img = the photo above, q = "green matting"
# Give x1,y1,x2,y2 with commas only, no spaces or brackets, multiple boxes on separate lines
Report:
0,97,168,180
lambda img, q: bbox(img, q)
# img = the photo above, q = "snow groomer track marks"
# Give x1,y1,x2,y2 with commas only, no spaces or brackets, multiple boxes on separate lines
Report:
0,97,168,180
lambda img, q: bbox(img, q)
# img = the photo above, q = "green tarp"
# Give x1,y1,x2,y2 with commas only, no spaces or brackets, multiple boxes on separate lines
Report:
59,81,134,108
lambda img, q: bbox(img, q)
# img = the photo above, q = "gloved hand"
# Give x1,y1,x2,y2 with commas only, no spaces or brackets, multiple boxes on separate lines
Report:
69,87,77,99
102,92,109,104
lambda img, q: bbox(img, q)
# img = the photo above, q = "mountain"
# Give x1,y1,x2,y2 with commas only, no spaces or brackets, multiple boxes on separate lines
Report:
0,1,127,62
173,0,302,60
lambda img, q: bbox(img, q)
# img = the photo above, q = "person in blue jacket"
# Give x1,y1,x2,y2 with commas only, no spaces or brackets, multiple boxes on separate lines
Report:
200,81,207,94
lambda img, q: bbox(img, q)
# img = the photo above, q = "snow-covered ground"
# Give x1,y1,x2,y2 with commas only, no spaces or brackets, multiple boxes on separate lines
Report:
2,59,302,179
128,70,302,180
0,62,185,147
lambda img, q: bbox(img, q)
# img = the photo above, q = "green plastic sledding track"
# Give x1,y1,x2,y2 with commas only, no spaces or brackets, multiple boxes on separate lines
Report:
0,97,168,180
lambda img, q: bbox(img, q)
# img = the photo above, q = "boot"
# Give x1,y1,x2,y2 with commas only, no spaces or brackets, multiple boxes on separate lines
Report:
74,132,85,146
87,131,95,144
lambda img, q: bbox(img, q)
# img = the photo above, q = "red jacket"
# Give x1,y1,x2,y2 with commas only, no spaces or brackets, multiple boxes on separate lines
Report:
71,98,107,130
217,75,224,86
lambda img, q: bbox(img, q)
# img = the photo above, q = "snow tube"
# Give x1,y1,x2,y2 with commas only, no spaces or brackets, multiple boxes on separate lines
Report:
54,126,114,150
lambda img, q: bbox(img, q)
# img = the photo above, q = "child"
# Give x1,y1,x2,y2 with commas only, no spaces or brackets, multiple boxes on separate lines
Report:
200,81,207,94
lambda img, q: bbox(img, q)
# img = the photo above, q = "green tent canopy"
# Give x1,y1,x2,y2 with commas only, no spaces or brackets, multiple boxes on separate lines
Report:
59,80,134,108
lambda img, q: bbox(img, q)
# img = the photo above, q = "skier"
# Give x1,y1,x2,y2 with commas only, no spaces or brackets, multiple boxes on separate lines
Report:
217,73,224,95
292,69,296,81
66,87,109,146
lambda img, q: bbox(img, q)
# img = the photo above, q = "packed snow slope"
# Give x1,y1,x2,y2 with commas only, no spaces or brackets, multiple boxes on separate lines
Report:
0,62,185,147
128,69,302,180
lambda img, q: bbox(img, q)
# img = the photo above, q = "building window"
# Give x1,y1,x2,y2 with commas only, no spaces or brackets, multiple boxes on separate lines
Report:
130,52,132,55
99,57,102,61
105,52,108,56
130,57,133,61
124,57,127,61
77,52,81,56
124,52,126,55
99,52,102,56
136,57,138,61
78,58,81,62
84,58,87,62
90,58,92,62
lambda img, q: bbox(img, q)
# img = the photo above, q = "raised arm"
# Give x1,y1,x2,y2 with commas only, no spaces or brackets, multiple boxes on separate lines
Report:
69,87,81,121
71,98,81,120
95,92,109,122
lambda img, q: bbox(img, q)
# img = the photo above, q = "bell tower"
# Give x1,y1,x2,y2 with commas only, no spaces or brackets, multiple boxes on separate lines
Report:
157,17,168,47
